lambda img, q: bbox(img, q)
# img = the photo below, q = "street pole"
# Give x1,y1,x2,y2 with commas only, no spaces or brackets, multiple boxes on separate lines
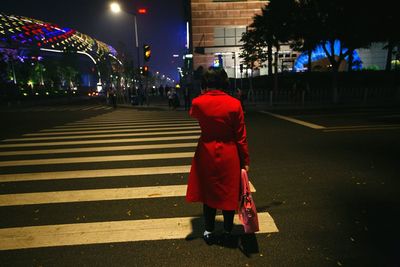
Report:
133,14,142,100
11,60,17,85
134,15,140,71
233,52,236,95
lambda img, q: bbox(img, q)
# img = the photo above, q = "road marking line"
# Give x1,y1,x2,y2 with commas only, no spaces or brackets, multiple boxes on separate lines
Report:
0,185,188,206
82,106,97,111
3,130,201,142
0,165,192,182
0,166,256,194
66,118,193,125
40,122,198,132
24,126,200,136
323,126,400,132
0,212,275,250
323,124,400,129
74,116,190,120
93,106,107,110
0,135,200,148
0,143,198,156
374,114,400,119
0,183,255,206
52,121,196,129
0,152,195,167
259,111,326,129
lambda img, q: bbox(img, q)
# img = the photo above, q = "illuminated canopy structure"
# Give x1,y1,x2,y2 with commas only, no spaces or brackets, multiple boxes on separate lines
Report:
0,13,117,63
293,40,362,72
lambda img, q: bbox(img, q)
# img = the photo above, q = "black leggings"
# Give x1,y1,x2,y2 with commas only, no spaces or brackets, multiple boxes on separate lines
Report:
203,204,235,233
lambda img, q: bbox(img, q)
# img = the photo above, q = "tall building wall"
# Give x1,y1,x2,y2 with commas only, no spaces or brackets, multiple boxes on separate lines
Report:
358,43,388,70
191,0,267,72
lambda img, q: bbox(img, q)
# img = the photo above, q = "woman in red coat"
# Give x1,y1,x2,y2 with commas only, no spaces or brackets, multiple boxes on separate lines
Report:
186,67,250,245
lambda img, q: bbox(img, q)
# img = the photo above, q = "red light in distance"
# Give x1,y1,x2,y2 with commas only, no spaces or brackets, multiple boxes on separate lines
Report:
138,8,147,14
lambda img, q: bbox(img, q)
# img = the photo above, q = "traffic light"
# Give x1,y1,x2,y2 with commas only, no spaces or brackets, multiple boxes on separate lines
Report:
144,44,151,61
143,65,149,76
137,8,147,14
240,64,243,73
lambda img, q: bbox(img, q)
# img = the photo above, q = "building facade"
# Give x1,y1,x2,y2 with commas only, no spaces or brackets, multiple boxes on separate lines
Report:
190,0,268,78
188,0,391,79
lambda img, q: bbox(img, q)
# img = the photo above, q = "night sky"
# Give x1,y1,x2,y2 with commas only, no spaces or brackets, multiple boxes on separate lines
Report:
1,0,186,81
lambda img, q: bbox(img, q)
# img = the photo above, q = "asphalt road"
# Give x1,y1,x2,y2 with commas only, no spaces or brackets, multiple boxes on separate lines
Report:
0,103,399,267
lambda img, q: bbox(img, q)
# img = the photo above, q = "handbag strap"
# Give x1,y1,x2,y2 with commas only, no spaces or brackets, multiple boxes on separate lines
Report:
240,169,251,197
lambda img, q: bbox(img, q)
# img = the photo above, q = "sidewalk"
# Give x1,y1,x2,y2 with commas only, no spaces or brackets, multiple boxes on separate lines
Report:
117,96,189,112
117,98,400,114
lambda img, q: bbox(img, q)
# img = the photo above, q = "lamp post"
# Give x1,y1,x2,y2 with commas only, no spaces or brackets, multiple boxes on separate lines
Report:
110,2,142,102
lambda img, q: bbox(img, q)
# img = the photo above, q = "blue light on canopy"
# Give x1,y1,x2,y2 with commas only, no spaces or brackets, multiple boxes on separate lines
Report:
293,40,362,71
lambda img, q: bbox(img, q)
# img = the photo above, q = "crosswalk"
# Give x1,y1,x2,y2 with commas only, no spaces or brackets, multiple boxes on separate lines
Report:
1,104,113,113
0,109,278,251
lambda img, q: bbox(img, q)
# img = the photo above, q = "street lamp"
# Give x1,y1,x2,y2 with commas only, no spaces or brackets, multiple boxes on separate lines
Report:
110,2,140,69
110,2,143,103
110,2,121,13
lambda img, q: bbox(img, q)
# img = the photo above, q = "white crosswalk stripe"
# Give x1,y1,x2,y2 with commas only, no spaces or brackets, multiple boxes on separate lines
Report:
0,213,277,250
0,135,200,148
0,109,278,251
0,165,192,182
3,129,201,142
0,142,198,156
0,152,195,167
36,122,199,133
2,105,113,112
0,182,256,206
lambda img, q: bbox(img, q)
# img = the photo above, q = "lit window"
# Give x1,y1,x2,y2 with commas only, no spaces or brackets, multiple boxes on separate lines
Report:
214,27,246,46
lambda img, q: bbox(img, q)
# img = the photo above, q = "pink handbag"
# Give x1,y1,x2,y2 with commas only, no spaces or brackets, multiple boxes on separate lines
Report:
238,169,260,233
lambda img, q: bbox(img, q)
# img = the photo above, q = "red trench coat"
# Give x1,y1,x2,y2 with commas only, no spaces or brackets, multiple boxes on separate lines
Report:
186,90,250,210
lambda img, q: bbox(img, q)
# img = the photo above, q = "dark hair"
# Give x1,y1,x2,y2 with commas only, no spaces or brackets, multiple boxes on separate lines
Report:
201,67,229,91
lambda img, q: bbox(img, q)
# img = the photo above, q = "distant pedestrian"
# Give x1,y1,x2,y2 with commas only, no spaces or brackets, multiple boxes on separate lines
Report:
235,88,245,113
184,87,191,111
108,87,117,109
172,89,180,110
186,67,250,246
167,88,174,109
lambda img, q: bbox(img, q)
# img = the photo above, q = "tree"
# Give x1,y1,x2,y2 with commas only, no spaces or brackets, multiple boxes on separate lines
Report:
243,0,378,101
372,0,399,71
0,48,19,84
240,28,266,72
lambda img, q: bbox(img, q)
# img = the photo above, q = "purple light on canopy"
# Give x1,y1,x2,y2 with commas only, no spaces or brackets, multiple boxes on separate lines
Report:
0,13,117,58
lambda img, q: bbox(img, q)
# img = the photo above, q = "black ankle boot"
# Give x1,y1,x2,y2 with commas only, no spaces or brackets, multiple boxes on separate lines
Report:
222,232,237,248
203,232,216,245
